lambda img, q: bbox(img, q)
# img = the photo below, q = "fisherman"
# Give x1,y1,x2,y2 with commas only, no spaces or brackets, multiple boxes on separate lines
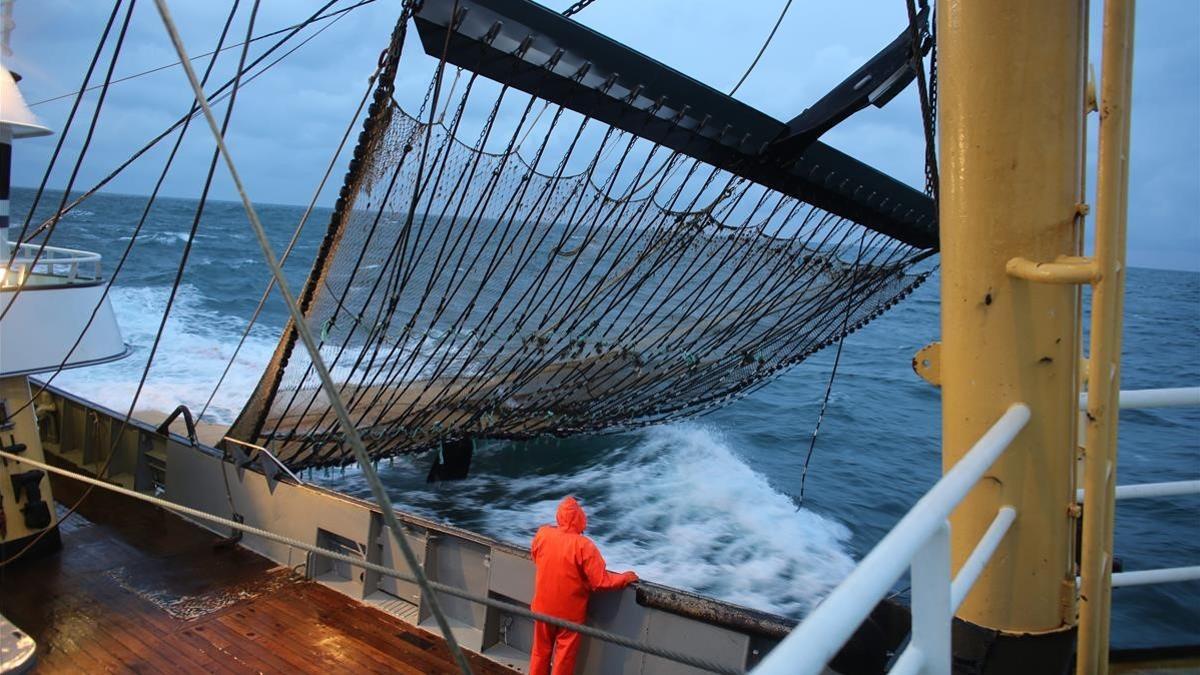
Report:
529,496,638,675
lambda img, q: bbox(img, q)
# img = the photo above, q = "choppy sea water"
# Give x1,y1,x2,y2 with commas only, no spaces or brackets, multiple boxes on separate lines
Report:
12,187,1199,647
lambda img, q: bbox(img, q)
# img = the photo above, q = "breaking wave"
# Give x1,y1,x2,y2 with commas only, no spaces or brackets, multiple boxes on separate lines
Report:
484,426,855,617
324,424,856,618
51,284,277,424
44,280,855,617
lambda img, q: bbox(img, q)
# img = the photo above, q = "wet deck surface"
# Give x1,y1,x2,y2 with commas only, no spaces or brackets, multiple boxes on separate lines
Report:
0,474,514,674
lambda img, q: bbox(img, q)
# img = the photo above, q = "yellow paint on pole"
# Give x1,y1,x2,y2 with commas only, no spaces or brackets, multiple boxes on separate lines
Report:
938,0,1087,633
1077,1,1136,672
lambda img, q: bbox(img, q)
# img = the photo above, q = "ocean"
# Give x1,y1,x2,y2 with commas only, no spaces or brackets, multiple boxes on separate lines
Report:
11,186,1199,648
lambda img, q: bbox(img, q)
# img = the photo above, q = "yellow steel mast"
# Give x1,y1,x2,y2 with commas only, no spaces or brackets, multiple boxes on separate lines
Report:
938,0,1087,661
941,0,1137,670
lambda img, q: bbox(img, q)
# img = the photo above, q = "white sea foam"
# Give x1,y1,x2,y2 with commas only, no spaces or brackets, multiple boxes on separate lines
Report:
481,426,855,617
51,285,278,424
354,425,856,618
115,231,216,245
49,282,856,618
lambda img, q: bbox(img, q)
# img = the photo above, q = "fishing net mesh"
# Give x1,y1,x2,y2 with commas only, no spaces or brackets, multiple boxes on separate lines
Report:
231,28,932,469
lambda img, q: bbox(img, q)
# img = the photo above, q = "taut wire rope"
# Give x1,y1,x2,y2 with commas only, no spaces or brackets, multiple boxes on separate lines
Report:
26,0,380,107
150,0,475,670
0,447,743,675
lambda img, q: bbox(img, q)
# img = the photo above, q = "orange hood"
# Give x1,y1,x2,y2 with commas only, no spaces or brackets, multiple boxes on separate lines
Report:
556,496,587,534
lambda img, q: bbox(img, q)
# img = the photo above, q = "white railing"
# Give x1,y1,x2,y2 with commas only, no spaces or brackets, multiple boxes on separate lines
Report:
1077,385,1200,590
1111,566,1200,587
754,383,1198,675
752,403,1031,675
1080,386,1200,410
1077,480,1200,502
1,241,103,287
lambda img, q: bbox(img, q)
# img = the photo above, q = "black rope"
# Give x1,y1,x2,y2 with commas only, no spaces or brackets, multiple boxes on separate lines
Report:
240,2,420,451
197,45,382,425
11,0,251,423
21,0,355,242
1,0,244,566
2,0,124,280
229,16,932,466
795,234,866,509
789,3,939,510
906,0,939,201
27,0,379,108
8,1,122,239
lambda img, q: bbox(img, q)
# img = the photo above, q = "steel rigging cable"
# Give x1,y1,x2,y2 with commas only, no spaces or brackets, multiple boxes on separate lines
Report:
0,0,246,567
797,0,940,509
27,0,380,107
728,0,794,96
21,0,356,242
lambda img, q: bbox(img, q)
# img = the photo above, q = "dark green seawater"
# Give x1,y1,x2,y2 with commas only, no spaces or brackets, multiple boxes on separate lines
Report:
13,187,1199,648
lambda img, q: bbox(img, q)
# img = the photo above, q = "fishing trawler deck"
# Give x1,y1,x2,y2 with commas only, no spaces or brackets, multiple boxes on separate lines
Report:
0,471,515,675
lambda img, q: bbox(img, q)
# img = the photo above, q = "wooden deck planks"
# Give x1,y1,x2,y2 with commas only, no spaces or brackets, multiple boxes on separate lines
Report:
0,474,516,674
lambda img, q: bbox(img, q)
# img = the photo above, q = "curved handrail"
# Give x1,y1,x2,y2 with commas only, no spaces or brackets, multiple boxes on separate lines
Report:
1,241,103,286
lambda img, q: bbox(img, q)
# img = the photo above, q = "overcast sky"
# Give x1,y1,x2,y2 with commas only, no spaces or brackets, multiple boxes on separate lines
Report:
6,0,1199,270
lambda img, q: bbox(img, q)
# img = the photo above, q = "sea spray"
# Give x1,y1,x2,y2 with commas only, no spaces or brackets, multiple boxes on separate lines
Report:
17,188,1197,644
321,424,857,619
52,284,278,423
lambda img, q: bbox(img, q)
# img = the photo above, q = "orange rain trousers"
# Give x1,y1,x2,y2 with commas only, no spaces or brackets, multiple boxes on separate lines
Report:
528,496,636,675
529,621,582,675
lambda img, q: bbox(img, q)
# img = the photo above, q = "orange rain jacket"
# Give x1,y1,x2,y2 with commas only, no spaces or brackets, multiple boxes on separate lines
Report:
530,496,636,624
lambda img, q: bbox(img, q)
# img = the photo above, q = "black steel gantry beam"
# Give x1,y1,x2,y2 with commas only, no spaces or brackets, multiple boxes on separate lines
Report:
411,0,937,249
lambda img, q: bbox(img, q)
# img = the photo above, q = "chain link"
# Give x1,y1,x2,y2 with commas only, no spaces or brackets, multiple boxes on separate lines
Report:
906,0,938,201
561,0,598,18
926,17,938,197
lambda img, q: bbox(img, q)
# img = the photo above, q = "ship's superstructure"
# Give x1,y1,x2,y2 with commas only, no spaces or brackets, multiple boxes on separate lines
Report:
0,64,126,378
0,61,127,580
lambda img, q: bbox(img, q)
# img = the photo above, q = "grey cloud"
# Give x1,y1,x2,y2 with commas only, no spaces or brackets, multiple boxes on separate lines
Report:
7,0,1197,270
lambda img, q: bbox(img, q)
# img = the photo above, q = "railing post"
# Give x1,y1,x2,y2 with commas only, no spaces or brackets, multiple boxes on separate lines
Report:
938,0,1085,665
910,521,952,675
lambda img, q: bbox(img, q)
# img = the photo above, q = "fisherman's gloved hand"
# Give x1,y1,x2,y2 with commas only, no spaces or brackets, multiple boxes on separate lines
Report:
621,571,639,586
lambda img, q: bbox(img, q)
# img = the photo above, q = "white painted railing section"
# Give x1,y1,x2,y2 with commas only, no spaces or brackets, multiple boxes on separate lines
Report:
1080,386,1200,410
1077,480,1200,503
751,404,1031,675
0,241,126,375
755,384,1196,675
1,241,103,286
1079,387,1199,590
1111,566,1200,588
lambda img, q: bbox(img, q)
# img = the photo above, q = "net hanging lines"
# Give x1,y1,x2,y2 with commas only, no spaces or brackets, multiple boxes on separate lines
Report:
227,0,937,471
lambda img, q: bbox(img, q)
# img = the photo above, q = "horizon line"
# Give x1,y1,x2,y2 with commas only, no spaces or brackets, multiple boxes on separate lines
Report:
10,184,1200,274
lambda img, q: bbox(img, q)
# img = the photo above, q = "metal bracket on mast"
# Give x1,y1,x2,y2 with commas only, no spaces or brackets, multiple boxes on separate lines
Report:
913,341,941,387
1006,256,1102,285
